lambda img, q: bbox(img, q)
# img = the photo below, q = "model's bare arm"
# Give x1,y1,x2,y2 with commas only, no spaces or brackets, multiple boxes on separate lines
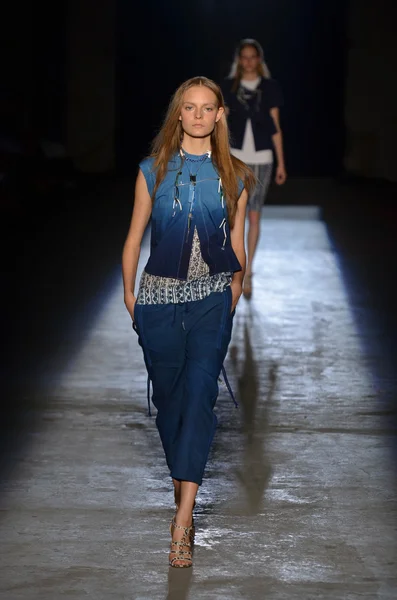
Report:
270,107,287,185
122,170,152,319
230,188,248,310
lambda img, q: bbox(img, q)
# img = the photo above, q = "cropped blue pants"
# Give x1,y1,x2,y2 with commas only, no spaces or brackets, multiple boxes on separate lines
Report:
134,287,234,486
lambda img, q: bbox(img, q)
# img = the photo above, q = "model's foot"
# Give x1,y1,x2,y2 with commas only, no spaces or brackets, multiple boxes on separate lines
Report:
169,515,194,568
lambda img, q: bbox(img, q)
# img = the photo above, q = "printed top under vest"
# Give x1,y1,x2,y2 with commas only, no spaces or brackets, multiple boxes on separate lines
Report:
136,150,244,304
137,227,232,305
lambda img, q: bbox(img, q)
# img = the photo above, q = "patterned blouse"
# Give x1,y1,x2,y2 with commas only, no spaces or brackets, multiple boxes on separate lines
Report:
137,228,232,305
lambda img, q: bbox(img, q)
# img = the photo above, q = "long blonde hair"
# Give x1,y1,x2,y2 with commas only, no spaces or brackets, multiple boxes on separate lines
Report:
150,76,255,228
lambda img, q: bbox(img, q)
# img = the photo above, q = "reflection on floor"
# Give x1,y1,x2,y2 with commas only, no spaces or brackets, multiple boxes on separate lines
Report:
1,200,396,599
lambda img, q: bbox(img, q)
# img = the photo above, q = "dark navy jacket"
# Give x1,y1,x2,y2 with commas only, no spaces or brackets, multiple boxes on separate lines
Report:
139,152,244,281
220,77,283,151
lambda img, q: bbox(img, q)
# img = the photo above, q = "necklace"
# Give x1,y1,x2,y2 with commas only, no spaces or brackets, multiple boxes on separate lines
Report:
179,148,211,238
173,148,211,216
180,148,211,181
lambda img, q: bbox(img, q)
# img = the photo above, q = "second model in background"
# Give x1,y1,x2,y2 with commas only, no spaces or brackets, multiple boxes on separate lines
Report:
221,38,287,299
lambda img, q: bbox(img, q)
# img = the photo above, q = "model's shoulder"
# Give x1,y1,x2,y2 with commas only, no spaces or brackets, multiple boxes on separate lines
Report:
139,155,156,173
236,176,245,196
139,154,181,184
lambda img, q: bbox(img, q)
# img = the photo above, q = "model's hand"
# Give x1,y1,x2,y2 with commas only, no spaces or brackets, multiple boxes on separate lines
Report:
230,281,242,313
124,292,137,321
275,165,287,185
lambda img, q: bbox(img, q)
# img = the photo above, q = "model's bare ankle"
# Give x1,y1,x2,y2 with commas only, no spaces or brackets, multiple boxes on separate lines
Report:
175,508,193,528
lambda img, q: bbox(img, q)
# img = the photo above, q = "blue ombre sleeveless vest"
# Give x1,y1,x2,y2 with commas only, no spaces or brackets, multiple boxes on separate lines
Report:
139,151,244,280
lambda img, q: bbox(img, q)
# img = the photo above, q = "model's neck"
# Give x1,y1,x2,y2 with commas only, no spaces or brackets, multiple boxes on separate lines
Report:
241,72,260,81
181,135,211,156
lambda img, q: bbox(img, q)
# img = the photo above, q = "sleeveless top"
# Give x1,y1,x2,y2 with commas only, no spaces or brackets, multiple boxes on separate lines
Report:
136,149,242,305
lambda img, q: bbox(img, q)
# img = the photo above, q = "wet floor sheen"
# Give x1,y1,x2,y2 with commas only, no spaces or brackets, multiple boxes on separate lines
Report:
1,207,396,599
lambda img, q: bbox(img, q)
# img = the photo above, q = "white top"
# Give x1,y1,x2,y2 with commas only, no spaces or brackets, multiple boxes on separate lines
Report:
230,78,274,165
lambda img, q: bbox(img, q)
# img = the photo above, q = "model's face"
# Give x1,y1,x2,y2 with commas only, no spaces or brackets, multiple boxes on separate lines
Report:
239,46,260,74
179,86,224,139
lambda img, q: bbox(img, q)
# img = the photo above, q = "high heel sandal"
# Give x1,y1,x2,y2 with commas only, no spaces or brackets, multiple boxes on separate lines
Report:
170,515,195,543
169,521,194,568
170,505,195,542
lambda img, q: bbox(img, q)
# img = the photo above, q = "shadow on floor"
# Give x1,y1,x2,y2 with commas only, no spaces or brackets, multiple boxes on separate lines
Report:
228,319,278,515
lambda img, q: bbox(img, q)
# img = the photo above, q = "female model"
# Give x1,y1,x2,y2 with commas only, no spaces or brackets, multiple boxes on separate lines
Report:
122,76,254,567
221,38,287,298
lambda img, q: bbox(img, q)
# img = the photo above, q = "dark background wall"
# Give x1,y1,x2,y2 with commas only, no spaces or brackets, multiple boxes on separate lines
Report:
1,0,114,175
2,3,34,140
344,0,397,182
1,2,66,144
2,0,397,186
67,0,115,172
116,0,348,176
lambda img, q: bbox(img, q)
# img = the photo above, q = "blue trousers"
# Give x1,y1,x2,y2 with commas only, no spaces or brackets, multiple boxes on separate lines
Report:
134,287,234,485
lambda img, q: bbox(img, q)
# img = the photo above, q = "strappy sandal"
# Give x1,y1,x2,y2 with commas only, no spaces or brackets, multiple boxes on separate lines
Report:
243,273,253,299
170,504,195,542
170,513,195,542
169,521,194,568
